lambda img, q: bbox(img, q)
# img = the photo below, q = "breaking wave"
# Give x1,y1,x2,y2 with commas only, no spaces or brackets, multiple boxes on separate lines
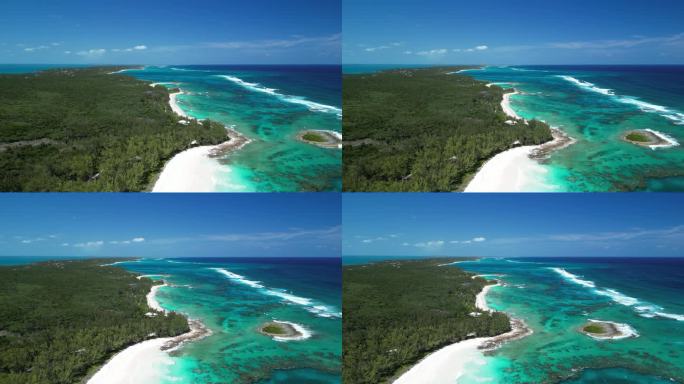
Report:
210,268,341,318
217,75,342,118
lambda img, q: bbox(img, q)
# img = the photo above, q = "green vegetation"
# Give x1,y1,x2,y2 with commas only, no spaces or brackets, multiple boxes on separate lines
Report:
262,324,287,335
0,259,189,384
343,258,511,383
626,132,650,142
343,67,553,191
0,67,228,191
303,132,327,142
583,324,605,334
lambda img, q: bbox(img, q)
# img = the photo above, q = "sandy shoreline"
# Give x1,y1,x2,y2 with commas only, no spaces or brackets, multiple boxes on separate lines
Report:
464,84,578,192
501,90,521,119
475,282,499,313
394,281,532,384
151,88,252,192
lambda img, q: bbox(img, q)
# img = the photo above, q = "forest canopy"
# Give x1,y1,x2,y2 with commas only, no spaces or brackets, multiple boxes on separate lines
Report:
0,67,227,191
343,258,511,383
0,258,189,384
343,67,552,191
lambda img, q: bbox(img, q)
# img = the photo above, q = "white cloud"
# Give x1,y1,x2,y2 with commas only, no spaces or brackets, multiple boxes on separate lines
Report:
64,50,71,54
132,237,145,242
77,48,107,57
133,45,147,50
403,50,413,55
74,240,104,248
414,240,445,248
416,48,447,56
475,45,488,51
495,225,684,245
548,32,684,49
204,34,340,50
61,243,69,247
365,45,389,52
24,45,49,52
450,236,486,244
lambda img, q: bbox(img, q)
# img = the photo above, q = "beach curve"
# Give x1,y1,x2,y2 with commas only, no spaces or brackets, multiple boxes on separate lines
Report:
151,88,252,192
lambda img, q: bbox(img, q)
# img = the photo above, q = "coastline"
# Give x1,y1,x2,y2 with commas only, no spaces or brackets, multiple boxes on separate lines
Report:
88,281,211,384
501,90,521,119
464,83,576,192
151,88,252,192
394,279,532,384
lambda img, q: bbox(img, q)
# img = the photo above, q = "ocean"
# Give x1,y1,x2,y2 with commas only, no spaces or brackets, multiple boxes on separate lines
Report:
123,65,342,192
454,257,684,383
462,65,684,191
115,257,342,383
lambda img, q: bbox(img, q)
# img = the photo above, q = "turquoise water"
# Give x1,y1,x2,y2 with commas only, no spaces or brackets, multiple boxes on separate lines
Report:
123,65,341,192
117,257,341,383
462,66,684,191
455,257,684,383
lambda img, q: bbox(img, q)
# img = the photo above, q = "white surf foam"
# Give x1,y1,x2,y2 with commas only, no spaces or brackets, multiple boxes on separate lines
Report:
557,75,614,95
271,320,313,342
644,129,680,149
558,75,684,126
594,288,639,306
551,267,684,321
264,288,313,306
210,268,264,289
217,75,342,118
210,268,340,318
549,268,596,288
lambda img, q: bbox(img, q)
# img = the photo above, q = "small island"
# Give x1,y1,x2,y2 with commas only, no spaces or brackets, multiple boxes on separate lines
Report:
580,320,637,340
297,130,342,148
259,321,305,340
622,129,672,148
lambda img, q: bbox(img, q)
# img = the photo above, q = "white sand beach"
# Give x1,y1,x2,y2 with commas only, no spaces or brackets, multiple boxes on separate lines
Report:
476,283,499,312
501,91,521,119
464,144,556,192
393,337,490,384
465,126,575,192
169,90,189,118
152,145,225,192
87,337,175,384
147,283,168,314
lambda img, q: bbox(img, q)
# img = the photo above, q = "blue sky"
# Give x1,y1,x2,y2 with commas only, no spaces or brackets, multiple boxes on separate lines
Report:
343,0,684,65
0,194,340,258
343,194,684,257
0,0,340,64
